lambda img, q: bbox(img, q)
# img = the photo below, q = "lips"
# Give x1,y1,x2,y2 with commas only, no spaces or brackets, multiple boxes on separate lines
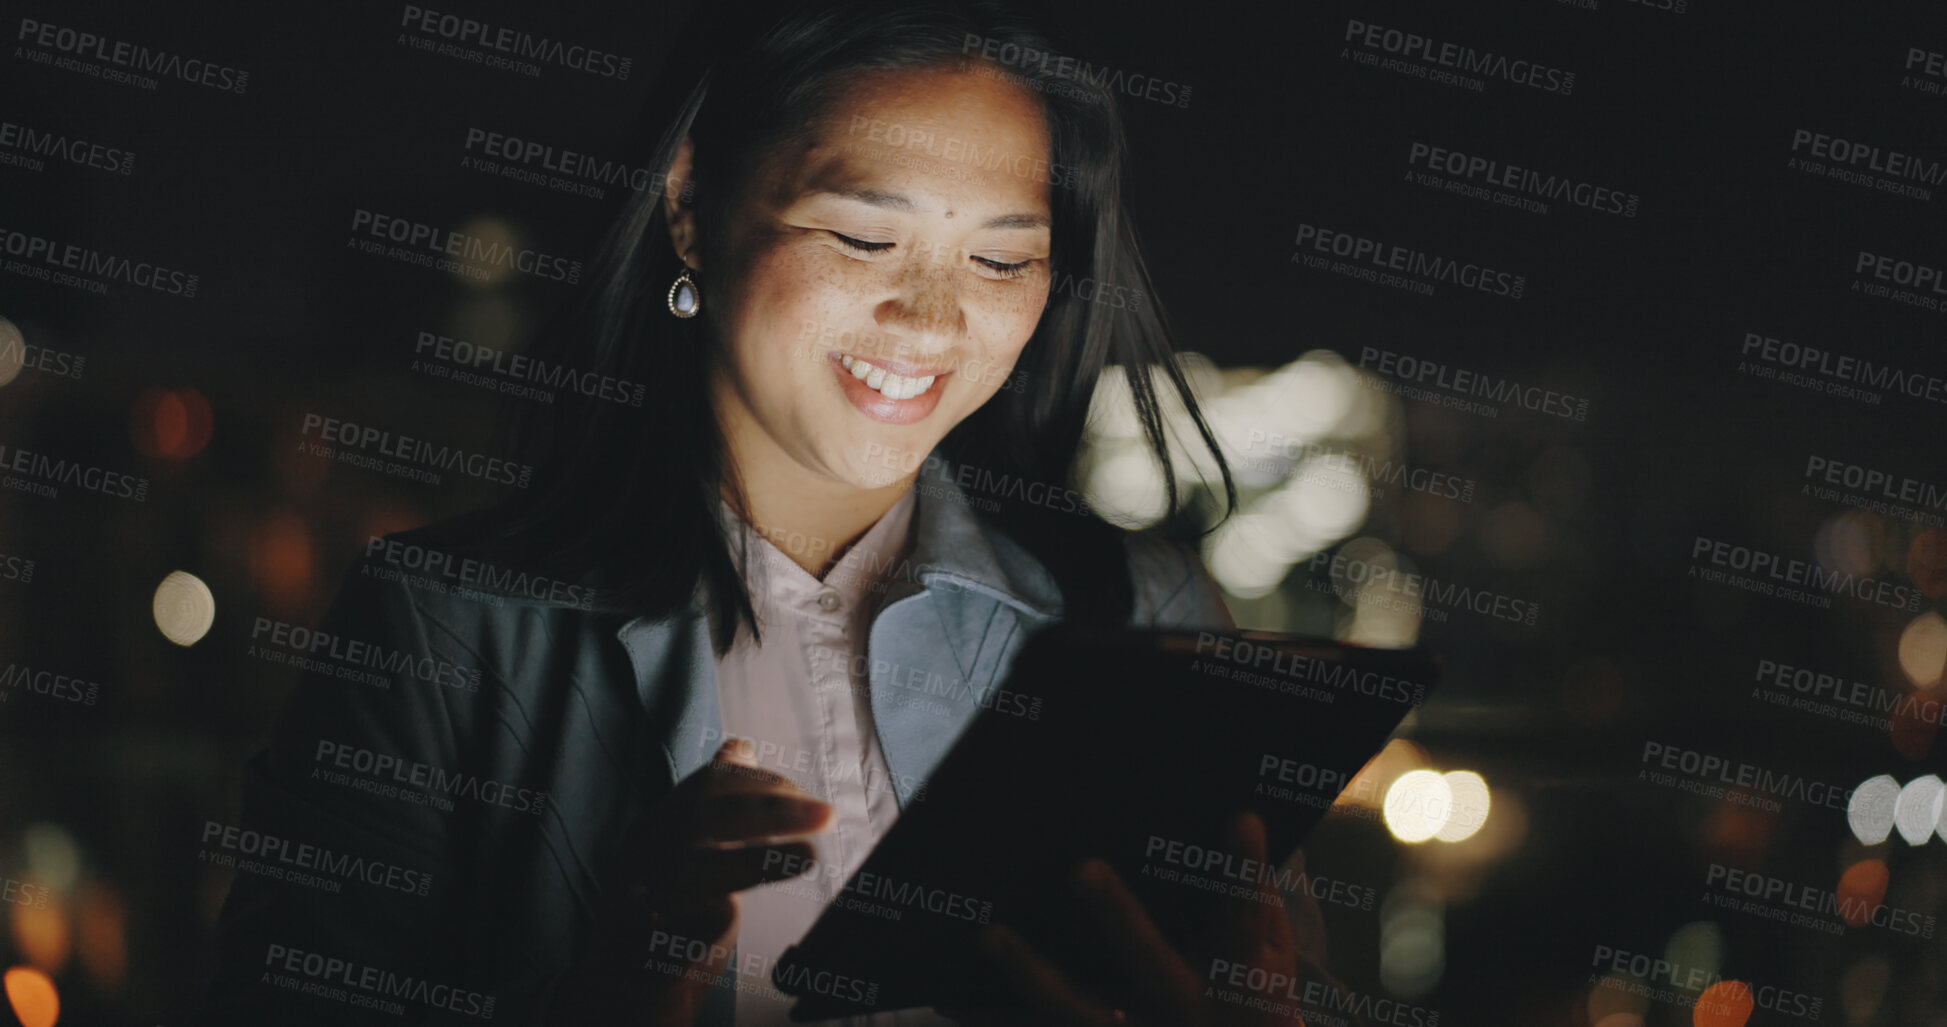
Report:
829,353,948,425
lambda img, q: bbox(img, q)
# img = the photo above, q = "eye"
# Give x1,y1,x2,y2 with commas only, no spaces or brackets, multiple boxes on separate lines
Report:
828,231,893,252
974,256,1034,278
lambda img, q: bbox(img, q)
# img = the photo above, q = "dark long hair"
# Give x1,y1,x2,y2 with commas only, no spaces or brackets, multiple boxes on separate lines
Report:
445,0,1234,653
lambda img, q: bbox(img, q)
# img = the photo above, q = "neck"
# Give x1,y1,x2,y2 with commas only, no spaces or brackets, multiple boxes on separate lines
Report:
719,424,914,580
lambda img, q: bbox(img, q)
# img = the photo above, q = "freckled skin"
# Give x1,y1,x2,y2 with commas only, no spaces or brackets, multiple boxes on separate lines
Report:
703,67,1054,495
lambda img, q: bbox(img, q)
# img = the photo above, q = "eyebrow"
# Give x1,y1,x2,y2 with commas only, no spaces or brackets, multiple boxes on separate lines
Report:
815,188,1050,230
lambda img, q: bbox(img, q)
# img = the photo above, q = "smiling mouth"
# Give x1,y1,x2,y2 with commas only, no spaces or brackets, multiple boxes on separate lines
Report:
838,353,947,401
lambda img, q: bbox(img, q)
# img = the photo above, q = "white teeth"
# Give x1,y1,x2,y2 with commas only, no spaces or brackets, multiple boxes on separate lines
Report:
840,357,938,400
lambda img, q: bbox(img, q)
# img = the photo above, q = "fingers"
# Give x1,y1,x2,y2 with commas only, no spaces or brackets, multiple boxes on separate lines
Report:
677,740,834,846
668,840,818,896
690,790,833,845
1216,812,1294,963
1072,858,1204,1022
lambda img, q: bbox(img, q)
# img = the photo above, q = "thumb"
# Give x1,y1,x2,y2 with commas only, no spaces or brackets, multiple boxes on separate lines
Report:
712,737,757,766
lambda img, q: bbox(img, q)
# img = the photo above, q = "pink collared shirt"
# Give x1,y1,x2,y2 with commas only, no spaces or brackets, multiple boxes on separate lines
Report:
713,487,944,1025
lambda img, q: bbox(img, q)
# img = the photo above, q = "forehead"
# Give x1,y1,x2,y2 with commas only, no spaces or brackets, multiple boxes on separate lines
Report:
776,66,1053,215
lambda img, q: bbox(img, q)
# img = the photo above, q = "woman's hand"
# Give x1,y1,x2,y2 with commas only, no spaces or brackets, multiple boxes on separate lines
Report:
939,812,1308,1027
547,739,833,1025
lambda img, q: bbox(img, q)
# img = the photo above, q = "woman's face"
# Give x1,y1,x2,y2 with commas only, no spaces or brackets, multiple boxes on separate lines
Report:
699,66,1053,491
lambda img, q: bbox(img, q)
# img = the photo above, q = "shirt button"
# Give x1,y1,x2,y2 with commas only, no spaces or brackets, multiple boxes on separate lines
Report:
816,592,841,612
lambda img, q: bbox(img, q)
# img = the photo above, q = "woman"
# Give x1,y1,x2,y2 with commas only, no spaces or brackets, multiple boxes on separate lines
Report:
207,1,1335,1023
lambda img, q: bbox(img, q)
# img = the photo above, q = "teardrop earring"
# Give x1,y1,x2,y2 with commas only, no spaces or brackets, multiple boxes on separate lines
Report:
667,265,700,318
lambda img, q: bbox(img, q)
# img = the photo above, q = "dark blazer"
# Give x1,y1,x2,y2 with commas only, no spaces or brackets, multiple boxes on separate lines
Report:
204,469,1306,1025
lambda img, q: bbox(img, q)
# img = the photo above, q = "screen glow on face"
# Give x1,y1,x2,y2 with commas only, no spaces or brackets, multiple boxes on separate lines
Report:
709,65,1054,491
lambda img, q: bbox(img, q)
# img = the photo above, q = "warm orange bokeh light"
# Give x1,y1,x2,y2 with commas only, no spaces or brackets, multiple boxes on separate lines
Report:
1836,859,1891,929
1693,980,1753,1027
251,510,316,611
1909,528,1947,598
131,387,214,460
3,965,59,1027
76,881,127,993
9,889,69,975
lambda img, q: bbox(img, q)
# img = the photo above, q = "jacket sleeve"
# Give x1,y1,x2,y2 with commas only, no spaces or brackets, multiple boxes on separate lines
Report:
202,553,536,1025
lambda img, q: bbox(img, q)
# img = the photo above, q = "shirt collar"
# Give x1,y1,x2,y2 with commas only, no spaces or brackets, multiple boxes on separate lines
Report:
696,452,1068,622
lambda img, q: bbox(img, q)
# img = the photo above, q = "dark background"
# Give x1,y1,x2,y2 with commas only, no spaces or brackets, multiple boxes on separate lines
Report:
3,0,1945,1023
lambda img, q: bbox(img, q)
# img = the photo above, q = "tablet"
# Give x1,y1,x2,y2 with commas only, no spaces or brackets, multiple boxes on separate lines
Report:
773,624,1440,1020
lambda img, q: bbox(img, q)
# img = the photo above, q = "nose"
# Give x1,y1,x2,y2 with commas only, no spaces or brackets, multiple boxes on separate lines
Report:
872,256,963,358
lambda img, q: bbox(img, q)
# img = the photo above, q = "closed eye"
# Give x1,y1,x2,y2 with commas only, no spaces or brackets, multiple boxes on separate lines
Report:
975,256,1033,278
828,231,893,252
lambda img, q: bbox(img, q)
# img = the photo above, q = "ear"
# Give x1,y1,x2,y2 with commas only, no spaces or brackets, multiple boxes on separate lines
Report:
663,136,699,270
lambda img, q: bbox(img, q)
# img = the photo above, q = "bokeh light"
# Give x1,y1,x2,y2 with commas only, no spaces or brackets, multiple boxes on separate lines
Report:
2,966,58,1027
152,571,216,646
1893,775,1943,845
1896,612,1947,688
130,387,214,460
1692,980,1753,1027
1848,775,1900,845
1385,770,1453,843
0,317,25,389
1434,771,1491,842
